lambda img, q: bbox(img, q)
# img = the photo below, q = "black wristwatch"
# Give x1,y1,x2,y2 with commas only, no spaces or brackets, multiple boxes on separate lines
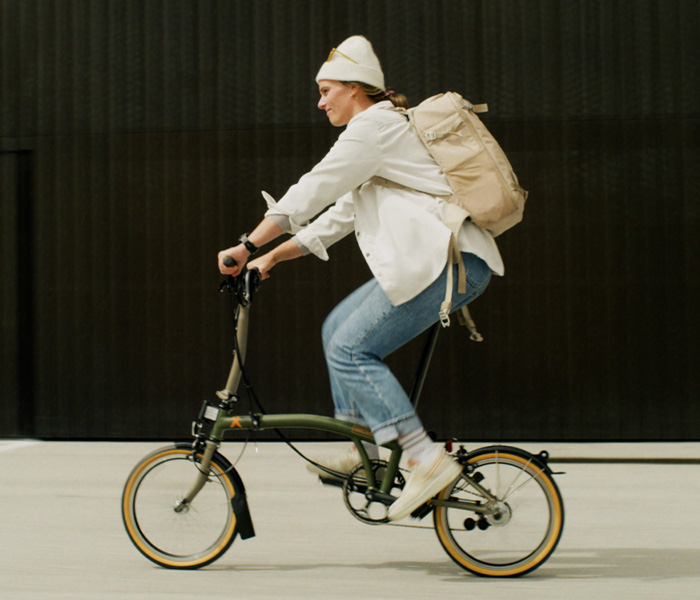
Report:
238,233,259,255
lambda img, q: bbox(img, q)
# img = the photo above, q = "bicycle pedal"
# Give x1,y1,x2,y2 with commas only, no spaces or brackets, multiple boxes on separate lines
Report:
318,475,346,489
410,502,434,520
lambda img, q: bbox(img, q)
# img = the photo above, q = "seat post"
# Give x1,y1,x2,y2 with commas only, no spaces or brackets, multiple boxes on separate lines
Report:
409,323,441,410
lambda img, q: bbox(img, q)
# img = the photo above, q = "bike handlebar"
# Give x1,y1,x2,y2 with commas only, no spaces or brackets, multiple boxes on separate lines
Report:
223,256,236,268
219,267,261,307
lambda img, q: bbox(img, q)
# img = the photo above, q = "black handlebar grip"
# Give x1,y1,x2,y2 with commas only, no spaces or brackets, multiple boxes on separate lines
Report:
223,256,235,268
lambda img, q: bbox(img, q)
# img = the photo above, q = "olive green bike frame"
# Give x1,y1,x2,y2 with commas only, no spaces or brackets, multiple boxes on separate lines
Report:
183,298,500,514
184,302,403,504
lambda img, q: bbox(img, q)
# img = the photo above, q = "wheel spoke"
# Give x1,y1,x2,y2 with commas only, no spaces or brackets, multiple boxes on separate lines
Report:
502,463,547,502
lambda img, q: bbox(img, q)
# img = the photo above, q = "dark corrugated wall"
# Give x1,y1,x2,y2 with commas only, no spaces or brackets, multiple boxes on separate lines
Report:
1,0,698,440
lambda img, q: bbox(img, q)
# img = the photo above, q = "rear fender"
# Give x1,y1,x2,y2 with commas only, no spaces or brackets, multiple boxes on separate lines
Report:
461,444,554,475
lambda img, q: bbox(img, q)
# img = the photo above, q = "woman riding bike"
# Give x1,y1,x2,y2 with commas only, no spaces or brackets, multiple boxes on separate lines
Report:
217,35,504,521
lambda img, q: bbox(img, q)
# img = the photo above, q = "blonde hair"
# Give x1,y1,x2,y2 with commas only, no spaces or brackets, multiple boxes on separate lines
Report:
344,81,409,109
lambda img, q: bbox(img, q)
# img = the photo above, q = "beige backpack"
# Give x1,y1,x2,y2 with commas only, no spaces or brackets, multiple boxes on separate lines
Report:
373,92,528,338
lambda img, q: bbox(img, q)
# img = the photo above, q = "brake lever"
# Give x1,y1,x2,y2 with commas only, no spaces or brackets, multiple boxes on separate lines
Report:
218,275,237,294
241,269,261,306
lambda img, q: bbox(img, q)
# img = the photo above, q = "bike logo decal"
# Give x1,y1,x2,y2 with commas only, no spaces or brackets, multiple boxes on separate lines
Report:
230,417,242,428
351,425,372,439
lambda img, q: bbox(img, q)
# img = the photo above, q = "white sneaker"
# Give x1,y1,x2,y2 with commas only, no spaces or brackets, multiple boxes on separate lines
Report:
387,448,462,521
306,445,363,481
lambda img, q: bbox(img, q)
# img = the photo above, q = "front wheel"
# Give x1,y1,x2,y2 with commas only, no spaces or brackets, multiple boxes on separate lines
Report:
122,443,241,569
433,446,564,577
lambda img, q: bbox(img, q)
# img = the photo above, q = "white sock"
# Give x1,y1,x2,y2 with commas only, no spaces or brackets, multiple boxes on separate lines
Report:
398,427,437,465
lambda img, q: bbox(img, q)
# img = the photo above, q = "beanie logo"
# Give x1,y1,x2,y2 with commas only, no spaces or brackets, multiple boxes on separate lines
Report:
326,47,358,64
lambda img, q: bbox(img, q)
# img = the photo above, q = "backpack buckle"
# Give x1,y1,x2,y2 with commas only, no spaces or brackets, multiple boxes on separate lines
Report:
439,308,451,328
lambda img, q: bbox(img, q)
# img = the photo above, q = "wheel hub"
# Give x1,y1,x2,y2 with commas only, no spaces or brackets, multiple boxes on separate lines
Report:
485,501,512,527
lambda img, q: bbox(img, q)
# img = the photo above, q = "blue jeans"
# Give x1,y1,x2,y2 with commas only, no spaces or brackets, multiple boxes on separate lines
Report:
322,252,492,446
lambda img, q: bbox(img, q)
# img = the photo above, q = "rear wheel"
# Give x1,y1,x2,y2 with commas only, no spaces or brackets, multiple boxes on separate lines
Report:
433,446,564,577
122,444,239,569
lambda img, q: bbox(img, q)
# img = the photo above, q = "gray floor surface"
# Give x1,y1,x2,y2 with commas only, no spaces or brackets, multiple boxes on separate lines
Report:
1,439,699,599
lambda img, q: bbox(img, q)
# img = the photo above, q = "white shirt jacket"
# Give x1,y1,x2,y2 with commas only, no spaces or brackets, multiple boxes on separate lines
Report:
263,101,504,306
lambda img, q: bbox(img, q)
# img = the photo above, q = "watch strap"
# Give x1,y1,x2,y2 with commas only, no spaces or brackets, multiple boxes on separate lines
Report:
238,233,259,254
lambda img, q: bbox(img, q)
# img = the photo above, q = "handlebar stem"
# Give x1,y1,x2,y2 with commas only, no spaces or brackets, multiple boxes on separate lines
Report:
217,304,251,400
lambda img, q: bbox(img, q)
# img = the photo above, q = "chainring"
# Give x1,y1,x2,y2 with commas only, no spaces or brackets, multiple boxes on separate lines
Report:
342,460,406,525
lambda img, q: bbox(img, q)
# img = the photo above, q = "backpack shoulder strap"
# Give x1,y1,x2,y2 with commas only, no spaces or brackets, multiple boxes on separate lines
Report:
457,305,483,342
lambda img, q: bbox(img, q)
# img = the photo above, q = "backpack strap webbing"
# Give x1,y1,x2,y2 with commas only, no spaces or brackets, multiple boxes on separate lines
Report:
437,203,483,341
457,304,483,342
439,236,483,341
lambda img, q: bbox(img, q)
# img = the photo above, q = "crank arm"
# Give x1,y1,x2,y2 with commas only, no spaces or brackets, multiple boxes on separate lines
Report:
364,489,397,506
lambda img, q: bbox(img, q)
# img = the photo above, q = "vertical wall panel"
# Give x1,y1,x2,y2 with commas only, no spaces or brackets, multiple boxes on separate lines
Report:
0,0,698,440
0,154,19,436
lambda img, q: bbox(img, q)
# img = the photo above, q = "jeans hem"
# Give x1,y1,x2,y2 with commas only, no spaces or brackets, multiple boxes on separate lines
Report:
334,410,369,428
372,414,423,446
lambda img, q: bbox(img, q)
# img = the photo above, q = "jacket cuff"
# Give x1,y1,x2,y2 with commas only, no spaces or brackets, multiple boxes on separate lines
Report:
295,228,329,261
262,190,308,234
267,213,291,234
292,236,311,256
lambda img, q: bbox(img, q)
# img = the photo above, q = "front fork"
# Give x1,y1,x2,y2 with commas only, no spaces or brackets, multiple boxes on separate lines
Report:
179,420,256,540
175,439,219,511
179,400,234,508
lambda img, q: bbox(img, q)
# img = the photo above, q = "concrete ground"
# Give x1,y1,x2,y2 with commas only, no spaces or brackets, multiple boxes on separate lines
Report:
1,439,699,599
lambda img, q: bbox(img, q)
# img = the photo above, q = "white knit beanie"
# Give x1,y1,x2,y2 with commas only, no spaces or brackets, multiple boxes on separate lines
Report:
315,35,385,91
